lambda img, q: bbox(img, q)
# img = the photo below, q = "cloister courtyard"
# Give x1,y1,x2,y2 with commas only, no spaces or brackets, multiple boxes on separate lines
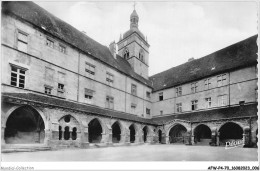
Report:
1,144,258,161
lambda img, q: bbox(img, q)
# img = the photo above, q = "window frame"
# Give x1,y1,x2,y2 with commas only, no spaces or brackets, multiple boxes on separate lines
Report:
218,94,228,106
205,97,211,108
131,84,137,95
159,92,163,101
146,91,151,98
146,108,150,115
17,30,28,53
176,86,182,97
106,72,114,86
46,38,54,48
204,78,211,90
106,96,114,109
191,82,198,93
217,74,227,87
59,44,66,54
44,85,53,95
191,100,198,111
10,65,26,88
85,62,95,76
176,103,182,113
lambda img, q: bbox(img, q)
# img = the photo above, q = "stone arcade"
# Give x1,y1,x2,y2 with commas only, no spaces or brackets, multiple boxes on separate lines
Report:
1,2,258,151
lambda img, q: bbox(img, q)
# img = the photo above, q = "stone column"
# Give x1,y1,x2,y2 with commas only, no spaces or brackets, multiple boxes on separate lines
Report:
1,126,6,148
165,135,170,144
69,127,73,140
107,129,113,146
125,130,130,145
243,127,250,147
185,130,192,145
81,127,89,148
216,131,220,146
210,130,217,146
51,122,60,140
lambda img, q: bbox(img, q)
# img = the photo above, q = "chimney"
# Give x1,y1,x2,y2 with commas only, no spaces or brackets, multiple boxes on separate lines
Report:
188,57,195,62
109,41,117,59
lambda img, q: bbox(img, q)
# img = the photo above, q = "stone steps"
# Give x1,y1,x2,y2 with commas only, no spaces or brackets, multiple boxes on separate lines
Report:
2,145,51,153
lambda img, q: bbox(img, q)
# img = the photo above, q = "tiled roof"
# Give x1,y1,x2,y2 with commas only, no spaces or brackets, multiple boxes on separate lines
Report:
123,28,146,40
2,92,156,125
149,35,258,92
2,1,152,87
151,104,258,125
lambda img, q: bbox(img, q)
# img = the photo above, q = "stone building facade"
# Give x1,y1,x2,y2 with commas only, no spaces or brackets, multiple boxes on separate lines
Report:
1,2,258,151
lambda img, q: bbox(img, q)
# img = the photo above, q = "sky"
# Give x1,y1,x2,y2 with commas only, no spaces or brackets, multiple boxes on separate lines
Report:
35,1,258,76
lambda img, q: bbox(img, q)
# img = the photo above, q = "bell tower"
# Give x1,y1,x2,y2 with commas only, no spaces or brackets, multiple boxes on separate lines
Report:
117,7,150,79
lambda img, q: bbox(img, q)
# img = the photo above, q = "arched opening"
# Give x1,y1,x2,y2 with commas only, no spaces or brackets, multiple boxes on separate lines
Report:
129,124,136,143
219,122,243,145
123,48,129,59
194,124,211,145
139,50,144,62
4,106,45,144
59,126,62,140
64,126,70,140
58,115,80,141
169,124,187,144
158,129,162,143
112,121,121,143
143,126,148,143
88,118,103,143
72,127,77,140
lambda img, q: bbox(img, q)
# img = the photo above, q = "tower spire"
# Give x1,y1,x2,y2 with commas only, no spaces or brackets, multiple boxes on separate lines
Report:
130,2,139,29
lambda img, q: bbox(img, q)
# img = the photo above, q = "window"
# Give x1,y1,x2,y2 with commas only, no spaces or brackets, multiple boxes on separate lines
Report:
106,96,114,109
191,82,198,93
218,95,227,106
46,38,54,48
123,48,129,59
85,62,95,77
146,108,150,115
146,91,151,98
59,45,66,53
204,78,211,90
58,83,64,92
85,88,94,104
131,103,136,114
45,67,54,82
176,103,182,113
139,50,144,62
10,66,26,88
131,84,137,95
205,97,211,108
176,87,182,97
106,72,114,86
159,92,163,101
191,100,198,111
217,74,227,87
160,110,163,115
17,31,28,53
44,85,52,95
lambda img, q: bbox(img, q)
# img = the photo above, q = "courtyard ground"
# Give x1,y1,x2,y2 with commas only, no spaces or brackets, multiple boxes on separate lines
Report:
1,144,258,161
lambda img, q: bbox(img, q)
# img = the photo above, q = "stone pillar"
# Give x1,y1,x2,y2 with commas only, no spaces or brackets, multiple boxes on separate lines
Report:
135,134,140,143
210,130,217,146
1,126,6,147
107,130,113,146
165,135,170,144
147,135,153,143
51,122,60,140
125,130,130,145
81,127,89,148
69,127,73,140
185,131,192,145
243,127,250,147
44,128,52,146
216,131,220,146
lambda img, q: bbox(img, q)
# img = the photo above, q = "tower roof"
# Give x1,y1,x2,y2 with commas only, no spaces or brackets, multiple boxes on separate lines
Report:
130,9,139,18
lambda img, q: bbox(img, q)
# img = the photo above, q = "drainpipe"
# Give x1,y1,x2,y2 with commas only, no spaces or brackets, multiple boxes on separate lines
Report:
228,72,231,107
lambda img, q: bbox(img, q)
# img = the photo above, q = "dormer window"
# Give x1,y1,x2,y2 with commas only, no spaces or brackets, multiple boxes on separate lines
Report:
123,48,129,59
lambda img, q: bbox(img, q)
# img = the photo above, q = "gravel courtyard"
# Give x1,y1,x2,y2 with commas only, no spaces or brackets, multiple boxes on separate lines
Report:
1,144,258,161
